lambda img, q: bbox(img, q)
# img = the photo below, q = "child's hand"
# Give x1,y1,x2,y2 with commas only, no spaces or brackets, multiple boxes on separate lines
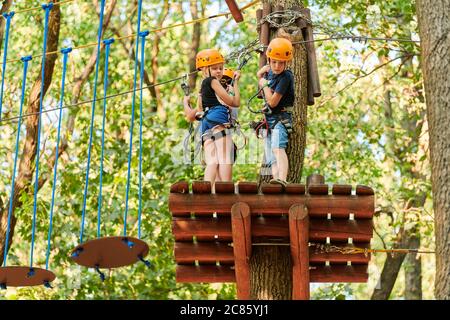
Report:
257,65,270,78
233,71,241,82
259,78,269,87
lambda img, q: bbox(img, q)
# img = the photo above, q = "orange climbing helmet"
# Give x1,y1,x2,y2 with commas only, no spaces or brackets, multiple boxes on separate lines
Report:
222,68,234,80
196,49,225,70
266,37,293,61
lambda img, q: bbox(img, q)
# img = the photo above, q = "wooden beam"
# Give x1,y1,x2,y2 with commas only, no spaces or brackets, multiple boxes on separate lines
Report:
310,264,368,283
289,204,310,300
176,265,235,283
176,264,369,283
231,202,252,300
259,2,271,68
302,8,321,98
173,217,373,242
174,242,370,264
169,193,375,218
225,0,244,23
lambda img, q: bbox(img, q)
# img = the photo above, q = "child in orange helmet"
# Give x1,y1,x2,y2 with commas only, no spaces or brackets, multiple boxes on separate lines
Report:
256,37,295,188
183,49,240,185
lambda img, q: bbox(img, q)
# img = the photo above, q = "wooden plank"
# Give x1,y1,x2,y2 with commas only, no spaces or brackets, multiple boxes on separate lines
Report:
192,181,212,194
310,264,368,283
332,184,352,195
176,265,235,283
261,183,283,194
225,0,244,23
170,181,189,193
175,242,234,263
170,181,191,216
231,202,252,300
302,8,321,97
308,184,329,195
173,217,373,242
176,264,368,283
174,242,370,264
285,184,306,194
289,205,310,300
237,182,258,194
356,185,374,195
215,182,235,194
170,193,374,218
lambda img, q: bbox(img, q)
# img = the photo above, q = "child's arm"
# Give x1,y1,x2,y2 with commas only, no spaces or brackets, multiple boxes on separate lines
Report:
183,94,202,122
259,78,283,108
211,72,241,107
257,65,270,79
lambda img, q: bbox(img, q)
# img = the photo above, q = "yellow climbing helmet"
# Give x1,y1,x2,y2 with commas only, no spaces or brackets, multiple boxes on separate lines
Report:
196,49,225,70
266,37,293,61
222,68,234,80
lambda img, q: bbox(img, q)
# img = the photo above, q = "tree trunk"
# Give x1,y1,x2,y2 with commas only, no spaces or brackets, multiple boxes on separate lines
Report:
0,0,13,53
371,53,425,300
0,0,61,264
252,0,308,300
416,0,450,300
405,233,422,300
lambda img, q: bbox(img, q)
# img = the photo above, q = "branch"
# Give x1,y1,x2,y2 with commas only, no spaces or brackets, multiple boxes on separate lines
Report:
318,54,417,108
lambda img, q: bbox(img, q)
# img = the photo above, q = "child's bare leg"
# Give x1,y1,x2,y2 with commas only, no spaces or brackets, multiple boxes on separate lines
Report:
271,162,279,180
214,129,233,181
203,139,218,184
272,148,288,181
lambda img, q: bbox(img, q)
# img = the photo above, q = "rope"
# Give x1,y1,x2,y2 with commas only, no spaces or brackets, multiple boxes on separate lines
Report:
2,56,32,267
5,0,259,64
123,0,143,237
138,30,149,239
14,0,75,15
0,12,14,121
45,47,72,270
79,0,106,244
29,3,53,270
97,38,114,239
0,71,199,125
259,9,311,29
309,243,435,257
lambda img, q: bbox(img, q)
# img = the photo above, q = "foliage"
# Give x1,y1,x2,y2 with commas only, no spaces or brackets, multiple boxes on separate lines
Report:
0,0,434,300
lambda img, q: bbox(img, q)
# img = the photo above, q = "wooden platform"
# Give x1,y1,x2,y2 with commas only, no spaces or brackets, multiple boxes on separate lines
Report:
169,180,375,299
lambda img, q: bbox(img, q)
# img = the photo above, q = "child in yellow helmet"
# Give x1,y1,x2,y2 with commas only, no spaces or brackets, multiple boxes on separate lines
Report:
183,49,241,185
256,37,295,188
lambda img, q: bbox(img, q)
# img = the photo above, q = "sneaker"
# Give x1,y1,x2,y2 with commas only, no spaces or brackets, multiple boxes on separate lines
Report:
269,178,288,188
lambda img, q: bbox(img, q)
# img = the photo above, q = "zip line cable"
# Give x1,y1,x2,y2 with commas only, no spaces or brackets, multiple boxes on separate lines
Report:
13,0,75,15
0,71,199,125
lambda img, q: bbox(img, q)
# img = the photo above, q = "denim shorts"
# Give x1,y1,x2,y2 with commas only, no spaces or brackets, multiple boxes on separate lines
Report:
264,113,291,165
201,105,230,136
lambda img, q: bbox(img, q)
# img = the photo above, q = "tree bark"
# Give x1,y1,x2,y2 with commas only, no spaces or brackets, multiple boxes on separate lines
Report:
0,0,13,54
0,0,61,264
416,0,450,300
252,0,308,300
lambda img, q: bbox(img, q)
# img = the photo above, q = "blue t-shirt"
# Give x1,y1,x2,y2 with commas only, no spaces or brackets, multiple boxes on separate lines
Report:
267,69,295,112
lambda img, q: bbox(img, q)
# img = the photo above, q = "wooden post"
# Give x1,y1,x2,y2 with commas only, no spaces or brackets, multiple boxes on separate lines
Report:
225,0,244,23
306,173,325,187
302,8,321,98
289,204,310,300
259,2,271,68
231,202,252,300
